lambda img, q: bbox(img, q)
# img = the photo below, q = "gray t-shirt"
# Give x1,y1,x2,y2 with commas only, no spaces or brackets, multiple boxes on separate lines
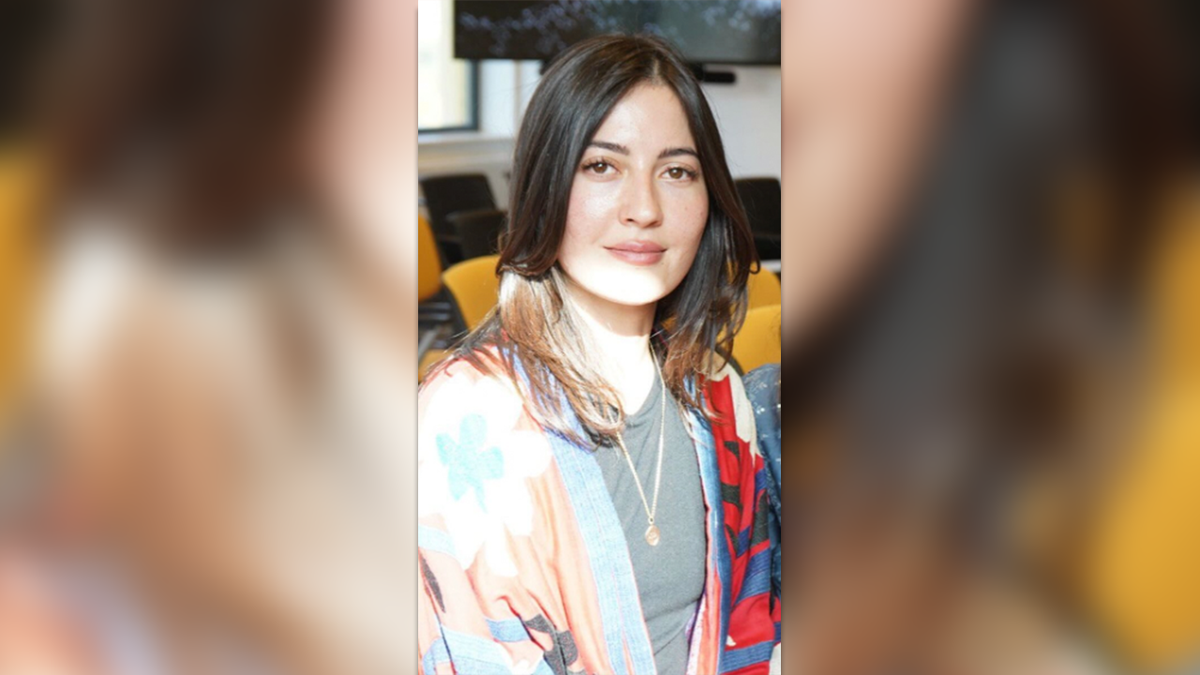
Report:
595,373,707,674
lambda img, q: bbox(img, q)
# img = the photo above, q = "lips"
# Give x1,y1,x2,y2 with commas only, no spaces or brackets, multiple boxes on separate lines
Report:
605,240,666,265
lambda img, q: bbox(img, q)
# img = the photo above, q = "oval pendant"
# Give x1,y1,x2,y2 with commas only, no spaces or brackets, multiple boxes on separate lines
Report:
645,524,660,546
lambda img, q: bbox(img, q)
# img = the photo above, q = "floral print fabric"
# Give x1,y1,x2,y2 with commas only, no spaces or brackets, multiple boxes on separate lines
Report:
417,357,780,674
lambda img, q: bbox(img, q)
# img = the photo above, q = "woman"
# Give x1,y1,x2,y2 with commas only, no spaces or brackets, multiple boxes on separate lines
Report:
417,34,780,675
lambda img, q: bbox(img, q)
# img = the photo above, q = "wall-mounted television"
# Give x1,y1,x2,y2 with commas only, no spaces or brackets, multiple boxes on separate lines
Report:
454,0,782,65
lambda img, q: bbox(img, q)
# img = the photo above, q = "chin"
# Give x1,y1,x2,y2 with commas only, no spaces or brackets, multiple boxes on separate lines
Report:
595,283,670,308
600,293,662,308
567,268,676,309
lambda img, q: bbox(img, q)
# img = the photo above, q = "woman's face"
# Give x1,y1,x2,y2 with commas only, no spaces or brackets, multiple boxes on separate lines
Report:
557,83,709,313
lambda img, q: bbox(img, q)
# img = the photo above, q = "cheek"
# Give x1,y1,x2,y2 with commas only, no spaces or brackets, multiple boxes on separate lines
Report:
559,182,604,273
670,192,709,259
562,180,614,246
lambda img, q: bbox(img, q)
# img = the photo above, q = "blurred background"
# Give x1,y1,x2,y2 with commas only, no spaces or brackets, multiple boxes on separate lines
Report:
778,0,1200,673
0,0,1197,673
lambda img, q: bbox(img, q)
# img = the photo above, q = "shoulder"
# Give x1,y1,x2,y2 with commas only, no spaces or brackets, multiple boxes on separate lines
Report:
417,352,549,464
743,365,781,432
417,353,527,426
743,363,780,398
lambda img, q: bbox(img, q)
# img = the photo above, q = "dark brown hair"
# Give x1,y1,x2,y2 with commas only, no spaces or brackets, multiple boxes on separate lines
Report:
431,33,757,446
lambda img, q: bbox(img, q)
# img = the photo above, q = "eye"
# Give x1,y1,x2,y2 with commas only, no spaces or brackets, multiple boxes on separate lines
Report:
582,159,614,175
663,166,698,181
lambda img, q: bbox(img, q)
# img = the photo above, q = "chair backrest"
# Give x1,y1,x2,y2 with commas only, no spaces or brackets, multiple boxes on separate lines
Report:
419,173,497,241
0,148,42,441
747,266,781,310
1077,190,1200,673
735,177,781,237
442,254,501,330
732,304,782,373
418,214,444,301
447,208,506,261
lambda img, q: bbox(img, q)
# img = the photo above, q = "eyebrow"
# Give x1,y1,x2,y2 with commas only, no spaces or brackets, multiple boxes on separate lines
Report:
588,140,699,160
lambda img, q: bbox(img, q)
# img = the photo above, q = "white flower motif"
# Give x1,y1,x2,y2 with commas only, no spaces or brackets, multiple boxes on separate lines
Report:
418,372,552,576
717,365,762,457
504,654,538,675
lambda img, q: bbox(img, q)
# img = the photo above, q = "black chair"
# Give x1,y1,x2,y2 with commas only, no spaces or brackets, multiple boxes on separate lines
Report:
419,173,497,264
447,208,507,260
735,177,782,261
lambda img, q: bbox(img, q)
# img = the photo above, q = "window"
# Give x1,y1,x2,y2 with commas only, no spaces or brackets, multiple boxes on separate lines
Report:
418,0,478,133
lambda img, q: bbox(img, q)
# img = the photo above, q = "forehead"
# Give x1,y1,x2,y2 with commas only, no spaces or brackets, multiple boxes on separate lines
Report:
590,83,696,150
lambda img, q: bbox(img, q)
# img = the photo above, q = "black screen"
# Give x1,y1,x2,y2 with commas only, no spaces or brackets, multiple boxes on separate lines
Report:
455,0,782,65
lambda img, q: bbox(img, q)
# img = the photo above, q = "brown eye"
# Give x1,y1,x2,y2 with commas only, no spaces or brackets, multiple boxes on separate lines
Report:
666,166,695,180
584,160,612,174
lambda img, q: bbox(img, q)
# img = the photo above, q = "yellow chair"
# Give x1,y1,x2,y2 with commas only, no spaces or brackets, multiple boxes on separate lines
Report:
747,265,781,309
442,254,501,331
418,350,449,382
418,214,443,302
1079,184,1200,673
732,304,781,373
0,146,43,440
420,255,501,383
419,214,456,382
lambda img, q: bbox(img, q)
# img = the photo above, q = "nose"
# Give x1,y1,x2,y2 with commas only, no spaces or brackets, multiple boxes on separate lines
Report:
619,172,663,228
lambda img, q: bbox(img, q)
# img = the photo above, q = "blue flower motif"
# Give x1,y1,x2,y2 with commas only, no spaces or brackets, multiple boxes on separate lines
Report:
437,415,505,510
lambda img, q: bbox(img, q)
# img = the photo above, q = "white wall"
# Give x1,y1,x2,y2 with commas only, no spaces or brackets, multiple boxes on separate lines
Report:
701,66,782,181
417,62,781,206
417,60,539,210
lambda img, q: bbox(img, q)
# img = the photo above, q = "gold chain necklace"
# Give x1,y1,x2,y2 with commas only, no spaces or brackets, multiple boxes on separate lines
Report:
614,353,667,546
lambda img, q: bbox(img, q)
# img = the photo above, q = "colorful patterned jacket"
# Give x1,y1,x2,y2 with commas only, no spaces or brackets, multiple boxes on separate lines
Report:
417,356,781,674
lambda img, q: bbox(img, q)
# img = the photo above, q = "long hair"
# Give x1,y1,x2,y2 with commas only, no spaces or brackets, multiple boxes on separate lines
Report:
432,34,757,446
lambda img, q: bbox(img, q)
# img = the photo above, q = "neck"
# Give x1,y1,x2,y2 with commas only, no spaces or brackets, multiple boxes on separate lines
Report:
562,277,658,413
